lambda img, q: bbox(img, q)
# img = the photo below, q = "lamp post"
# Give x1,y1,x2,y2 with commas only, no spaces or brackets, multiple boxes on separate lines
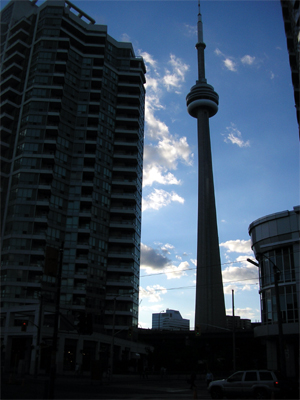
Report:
232,290,236,372
247,255,286,377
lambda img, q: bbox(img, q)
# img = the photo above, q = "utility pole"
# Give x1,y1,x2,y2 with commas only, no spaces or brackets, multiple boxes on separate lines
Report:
48,243,64,399
232,290,236,371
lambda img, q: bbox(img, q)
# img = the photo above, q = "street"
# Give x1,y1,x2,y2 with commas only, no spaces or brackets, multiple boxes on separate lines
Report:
1,373,211,399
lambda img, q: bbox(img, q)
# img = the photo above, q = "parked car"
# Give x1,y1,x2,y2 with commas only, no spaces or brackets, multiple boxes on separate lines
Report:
208,370,280,399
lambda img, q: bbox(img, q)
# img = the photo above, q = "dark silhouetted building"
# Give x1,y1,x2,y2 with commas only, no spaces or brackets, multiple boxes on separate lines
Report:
1,0,146,374
280,0,299,129
249,206,299,378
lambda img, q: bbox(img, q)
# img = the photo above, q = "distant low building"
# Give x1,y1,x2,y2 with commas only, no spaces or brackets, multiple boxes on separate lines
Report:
152,309,189,331
226,315,252,331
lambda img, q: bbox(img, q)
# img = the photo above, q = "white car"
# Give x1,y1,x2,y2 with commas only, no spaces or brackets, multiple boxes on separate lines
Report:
208,370,280,399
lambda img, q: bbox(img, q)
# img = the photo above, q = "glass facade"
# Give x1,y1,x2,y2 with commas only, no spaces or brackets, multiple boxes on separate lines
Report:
1,0,146,334
248,207,299,327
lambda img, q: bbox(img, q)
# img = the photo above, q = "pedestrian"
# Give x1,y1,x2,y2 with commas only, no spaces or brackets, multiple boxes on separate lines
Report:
206,370,214,387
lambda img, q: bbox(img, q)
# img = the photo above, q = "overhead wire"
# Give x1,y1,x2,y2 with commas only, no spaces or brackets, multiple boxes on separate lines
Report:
139,257,257,278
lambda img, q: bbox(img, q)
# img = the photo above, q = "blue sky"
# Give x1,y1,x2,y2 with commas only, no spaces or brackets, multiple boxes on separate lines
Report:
3,0,298,329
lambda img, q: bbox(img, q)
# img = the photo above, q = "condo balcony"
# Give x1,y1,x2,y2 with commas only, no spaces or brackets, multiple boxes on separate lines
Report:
0,76,21,94
106,264,136,274
9,17,31,37
107,250,137,260
5,39,30,59
110,205,137,216
108,234,137,245
7,27,30,45
2,50,25,69
113,139,138,149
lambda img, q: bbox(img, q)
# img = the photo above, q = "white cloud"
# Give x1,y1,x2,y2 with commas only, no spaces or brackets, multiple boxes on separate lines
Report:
222,262,259,289
216,48,256,72
163,54,189,92
224,284,240,294
139,285,167,302
241,55,255,65
143,164,181,187
120,33,131,42
215,48,237,71
140,243,189,279
220,239,252,254
223,58,237,72
143,136,193,187
226,307,259,321
139,51,158,70
163,261,190,279
184,23,197,37
214,48,224,57
161,243,175,253
220,240,258,292
142,189,184,211
145,105,169,141
141,243,170,269
138,50,193,190
223,123,250,148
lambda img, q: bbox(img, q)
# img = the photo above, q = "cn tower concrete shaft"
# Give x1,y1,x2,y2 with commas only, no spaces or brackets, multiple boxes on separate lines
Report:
186,3,226,331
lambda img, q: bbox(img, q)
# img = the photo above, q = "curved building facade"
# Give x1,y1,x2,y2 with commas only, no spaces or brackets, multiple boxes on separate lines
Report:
248,206,299,377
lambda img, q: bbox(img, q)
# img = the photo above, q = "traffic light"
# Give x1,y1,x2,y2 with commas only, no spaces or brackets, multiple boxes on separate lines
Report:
195,324,201,337
21,321,28,332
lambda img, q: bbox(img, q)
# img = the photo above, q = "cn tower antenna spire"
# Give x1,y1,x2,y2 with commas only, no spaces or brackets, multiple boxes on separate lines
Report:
186,1,226,332
197,0,203,44
195,0,206,82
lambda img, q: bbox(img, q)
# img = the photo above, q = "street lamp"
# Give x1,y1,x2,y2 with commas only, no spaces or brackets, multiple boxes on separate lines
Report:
247,255,286,378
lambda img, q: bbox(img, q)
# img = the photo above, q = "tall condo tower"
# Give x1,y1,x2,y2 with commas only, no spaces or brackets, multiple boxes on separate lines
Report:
1,0,146,375
186,2,226,331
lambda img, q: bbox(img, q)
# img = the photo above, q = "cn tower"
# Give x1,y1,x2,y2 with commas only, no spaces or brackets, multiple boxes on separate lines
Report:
186,2,226,331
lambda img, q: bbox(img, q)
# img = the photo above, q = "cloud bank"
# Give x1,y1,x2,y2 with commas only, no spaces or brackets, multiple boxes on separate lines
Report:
140,243,190,279
220,239,258,293
139,50,193,211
